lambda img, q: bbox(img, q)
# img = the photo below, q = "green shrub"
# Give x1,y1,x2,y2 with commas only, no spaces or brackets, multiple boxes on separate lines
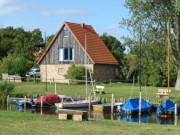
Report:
0,81,14,104
64,64,91,81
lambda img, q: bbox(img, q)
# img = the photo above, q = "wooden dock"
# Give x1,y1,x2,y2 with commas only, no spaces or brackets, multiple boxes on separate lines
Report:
58,109,88,121
92,102,123,114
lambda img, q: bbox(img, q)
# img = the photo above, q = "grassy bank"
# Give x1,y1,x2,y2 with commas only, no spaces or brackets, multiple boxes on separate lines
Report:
10,81,180,103
0,111,180,135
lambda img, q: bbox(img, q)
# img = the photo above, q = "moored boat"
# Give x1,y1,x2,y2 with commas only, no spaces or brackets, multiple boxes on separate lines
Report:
156,98,179,117
55,100,99,108
32,95,71,108
117,98,152,115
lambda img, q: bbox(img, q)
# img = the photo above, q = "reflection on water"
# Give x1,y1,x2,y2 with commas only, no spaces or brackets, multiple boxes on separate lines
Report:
1,103,180,125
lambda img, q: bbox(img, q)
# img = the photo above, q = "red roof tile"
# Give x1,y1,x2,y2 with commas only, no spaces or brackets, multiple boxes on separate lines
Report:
37,22,119,65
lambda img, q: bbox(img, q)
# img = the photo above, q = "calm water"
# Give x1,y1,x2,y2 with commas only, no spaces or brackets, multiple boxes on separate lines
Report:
1,103,180,125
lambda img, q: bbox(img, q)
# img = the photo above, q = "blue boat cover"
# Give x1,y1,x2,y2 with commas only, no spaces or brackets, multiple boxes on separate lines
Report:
120,98,152,112
156,98,179,115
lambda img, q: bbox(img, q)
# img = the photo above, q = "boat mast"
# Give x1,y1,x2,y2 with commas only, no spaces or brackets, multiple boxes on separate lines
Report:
168,18,170,98
85,33,88,99
139,20,142,116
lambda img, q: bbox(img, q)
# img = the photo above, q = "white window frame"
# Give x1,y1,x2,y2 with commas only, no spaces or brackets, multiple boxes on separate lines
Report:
58,47,74,61
58,68,63,75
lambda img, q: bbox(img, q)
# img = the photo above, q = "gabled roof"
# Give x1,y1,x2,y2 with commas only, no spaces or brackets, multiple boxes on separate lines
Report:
37,22,119,65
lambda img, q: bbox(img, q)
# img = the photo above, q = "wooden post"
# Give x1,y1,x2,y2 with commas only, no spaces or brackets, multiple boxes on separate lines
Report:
175,115,178,126
50,79,52,84
68,79,70,85
41,96,43,108
111,93,114,120
34,75,35,83
24,96,26,108
7,95,9,111
61,98,64,109
106,97,108,103
55,83,57,95
89,93,91,112
61,86,63,95
102,97,104,104
139,115,141,123
175,104,177,116
139,92,142,116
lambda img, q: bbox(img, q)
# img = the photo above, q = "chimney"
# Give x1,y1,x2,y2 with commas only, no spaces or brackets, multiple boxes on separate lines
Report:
81,23,85,29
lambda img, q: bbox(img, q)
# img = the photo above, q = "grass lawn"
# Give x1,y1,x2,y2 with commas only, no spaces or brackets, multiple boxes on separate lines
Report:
0,110,180,135
10,81,180,103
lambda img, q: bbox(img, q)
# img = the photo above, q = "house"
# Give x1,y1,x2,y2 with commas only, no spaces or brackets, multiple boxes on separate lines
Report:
37,22,119,83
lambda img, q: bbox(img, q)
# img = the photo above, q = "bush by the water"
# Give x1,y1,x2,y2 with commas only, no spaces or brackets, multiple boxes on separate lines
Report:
0,81,14,104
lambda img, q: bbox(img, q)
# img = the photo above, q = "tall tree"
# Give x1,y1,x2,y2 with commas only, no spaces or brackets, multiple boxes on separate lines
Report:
121,0,180,88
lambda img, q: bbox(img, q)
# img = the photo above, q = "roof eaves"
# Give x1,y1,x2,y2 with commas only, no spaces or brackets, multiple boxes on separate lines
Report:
37,22,66,64
65,22,95,64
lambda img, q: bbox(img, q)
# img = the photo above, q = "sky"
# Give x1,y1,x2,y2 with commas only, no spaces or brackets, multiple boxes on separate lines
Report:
0,0,130,42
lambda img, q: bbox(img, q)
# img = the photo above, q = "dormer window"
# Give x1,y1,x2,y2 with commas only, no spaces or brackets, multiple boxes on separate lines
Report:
64,27,68,37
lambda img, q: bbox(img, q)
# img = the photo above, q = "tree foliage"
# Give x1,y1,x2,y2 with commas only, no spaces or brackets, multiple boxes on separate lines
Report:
121,0,180,86
0,82,14,104
121,54,138,81
100,33,125,64
0,27,43,78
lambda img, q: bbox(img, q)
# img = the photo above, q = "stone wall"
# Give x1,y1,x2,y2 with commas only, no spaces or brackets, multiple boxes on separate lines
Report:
2,73,22,82
40,64,93,83
93,64,116,82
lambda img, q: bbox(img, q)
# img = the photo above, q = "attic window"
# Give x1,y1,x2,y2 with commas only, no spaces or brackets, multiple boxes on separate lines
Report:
64,27,68,37
58,47,74,61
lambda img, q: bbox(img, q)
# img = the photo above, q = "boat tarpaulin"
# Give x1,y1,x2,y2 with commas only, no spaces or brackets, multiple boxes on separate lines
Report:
156,98,179,115
121,98,152,112
36,95,61,103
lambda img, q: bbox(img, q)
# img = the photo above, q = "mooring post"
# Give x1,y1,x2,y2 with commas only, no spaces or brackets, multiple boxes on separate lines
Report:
139,92,142,116
175,104,177,116
61,98,64,109
175,104,178,126
41,96,43,108
111,93,114,120
7,95,9,111
55,83,57,95
24,96,26,108
89,93,91,112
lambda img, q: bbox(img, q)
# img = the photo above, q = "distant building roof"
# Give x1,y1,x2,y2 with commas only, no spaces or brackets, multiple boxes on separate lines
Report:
37,22,119,65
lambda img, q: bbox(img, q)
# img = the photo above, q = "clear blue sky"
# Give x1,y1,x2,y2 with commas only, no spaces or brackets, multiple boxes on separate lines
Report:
0,0,130,42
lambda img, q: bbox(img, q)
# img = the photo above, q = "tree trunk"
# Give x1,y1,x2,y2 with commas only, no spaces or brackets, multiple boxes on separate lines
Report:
175,68,180,90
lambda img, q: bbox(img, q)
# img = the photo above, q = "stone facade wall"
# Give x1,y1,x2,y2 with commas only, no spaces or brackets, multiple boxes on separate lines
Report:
40,64,93,83
93,64,116,82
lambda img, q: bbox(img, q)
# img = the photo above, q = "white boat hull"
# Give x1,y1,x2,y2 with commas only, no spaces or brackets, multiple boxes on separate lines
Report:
55,100,99,108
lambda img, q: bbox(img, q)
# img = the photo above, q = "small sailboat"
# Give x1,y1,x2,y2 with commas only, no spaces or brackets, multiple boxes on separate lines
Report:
156,18,179,117
119,98,152,115
32,95,69,108
117,21,152,115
